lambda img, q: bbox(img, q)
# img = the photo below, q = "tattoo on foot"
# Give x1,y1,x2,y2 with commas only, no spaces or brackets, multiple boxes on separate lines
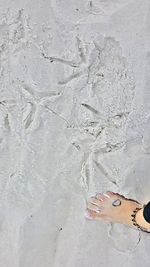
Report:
112,199,121,207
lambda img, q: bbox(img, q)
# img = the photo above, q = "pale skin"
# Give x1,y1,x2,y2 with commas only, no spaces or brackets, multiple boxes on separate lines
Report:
85,191,150,232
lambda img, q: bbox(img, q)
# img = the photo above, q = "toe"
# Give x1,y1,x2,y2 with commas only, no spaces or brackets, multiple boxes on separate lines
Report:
87,202,102,212
105,191,115,197
85,208,99,220
85,208,106,220
105,191,125,200
96,193,107,201
89,197,102,206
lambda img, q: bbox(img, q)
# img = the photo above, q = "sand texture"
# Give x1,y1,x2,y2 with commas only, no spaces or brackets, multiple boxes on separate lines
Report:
0,0,150,266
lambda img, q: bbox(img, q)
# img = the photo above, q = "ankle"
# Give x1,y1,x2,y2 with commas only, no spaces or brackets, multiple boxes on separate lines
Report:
143,202,150,223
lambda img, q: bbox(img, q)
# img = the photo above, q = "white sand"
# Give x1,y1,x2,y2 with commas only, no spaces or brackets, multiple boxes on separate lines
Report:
0,0,150,266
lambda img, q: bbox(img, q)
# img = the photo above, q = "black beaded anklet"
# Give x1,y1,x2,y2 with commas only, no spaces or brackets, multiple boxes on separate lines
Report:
131,206,150,233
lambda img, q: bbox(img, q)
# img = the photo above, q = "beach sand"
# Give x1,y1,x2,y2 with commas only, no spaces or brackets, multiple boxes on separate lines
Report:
0,0,150,266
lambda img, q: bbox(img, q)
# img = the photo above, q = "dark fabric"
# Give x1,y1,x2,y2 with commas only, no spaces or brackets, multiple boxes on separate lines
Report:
143,202,150,223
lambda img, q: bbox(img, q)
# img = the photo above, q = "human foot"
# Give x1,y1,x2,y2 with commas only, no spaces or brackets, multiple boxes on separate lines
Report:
86,191,150,233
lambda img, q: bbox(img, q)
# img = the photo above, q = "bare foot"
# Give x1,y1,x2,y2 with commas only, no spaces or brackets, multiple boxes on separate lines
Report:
85,191,150,232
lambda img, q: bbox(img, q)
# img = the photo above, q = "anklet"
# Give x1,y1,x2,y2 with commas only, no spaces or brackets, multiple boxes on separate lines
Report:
131,206,150,233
